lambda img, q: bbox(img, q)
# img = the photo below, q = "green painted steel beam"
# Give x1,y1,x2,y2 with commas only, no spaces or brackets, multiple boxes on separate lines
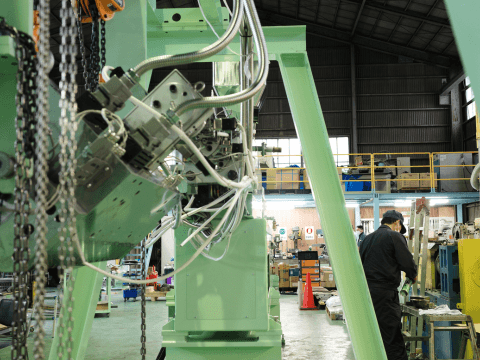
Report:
198,0,224,28
0,0,34,35
147,22,305,62
48,262,106,360
277,52,387,360
445,1,480,110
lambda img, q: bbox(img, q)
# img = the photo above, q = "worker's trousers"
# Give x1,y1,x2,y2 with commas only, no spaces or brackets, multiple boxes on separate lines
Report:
368,285,408,360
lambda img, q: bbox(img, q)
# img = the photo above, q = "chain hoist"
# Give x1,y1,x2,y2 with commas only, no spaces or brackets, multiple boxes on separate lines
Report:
34,0,52,358
56,0,79,358
140,236,147,359
76,0,111,91
0,14,38,360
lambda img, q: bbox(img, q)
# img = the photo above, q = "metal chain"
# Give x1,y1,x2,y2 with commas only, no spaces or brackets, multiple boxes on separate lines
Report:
56,1,78,358
1,15,38,360
34,0,52,358
88,0,100,91
140,237,146,359
100,19,106,74
75,4,90,91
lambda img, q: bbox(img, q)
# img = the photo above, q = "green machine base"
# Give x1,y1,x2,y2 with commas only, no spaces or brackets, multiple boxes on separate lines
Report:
162,217,283,359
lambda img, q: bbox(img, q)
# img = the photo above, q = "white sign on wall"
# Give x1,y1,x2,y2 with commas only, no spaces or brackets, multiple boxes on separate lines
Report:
279,227,287,241
305,226,315,240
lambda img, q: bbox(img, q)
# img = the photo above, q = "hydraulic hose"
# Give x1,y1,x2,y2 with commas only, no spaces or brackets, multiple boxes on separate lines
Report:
470,162,480,190
131,0,244,78
174,0,269,116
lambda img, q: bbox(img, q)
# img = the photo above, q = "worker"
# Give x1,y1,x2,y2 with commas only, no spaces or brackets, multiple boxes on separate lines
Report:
359,210,417,360
356,225,366,247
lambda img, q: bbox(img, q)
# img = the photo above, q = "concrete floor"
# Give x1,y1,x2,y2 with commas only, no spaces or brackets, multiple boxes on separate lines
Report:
0,293,355,360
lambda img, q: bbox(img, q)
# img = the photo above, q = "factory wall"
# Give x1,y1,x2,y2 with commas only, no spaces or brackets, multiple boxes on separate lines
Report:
253,207,355,253
256,34,452,156
361,206,456,219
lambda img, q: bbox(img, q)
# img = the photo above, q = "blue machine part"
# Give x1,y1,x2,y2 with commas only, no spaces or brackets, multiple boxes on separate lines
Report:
343,174,372,192
425,290,462,359
123,288,139,302
439,245,460,300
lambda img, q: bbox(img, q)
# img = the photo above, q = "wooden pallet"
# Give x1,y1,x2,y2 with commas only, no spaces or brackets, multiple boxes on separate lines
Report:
326,306,343,321
145,291,168,301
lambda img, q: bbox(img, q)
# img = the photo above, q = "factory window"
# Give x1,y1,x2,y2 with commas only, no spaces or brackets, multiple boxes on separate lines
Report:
253,137,349,167
329,136,349,167
465,77,476,120
253,138,302,167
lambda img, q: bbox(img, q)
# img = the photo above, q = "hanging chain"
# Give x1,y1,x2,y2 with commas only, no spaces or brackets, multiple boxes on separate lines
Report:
140,237,146,359
1,15,38,360
100,19,106,74
76,1,105,91
88,0,100,91
75,4,89,91
34,0,52,358
56,1,78,359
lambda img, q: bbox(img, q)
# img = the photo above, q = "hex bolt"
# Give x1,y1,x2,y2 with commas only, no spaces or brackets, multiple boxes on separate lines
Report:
87,183,92,189
105,167,110,171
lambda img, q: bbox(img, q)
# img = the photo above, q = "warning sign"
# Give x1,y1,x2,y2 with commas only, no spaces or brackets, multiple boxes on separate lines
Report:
279,227,287,241
305,226,315,240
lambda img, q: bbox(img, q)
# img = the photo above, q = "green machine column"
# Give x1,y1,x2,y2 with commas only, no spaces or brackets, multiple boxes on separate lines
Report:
0,0,33,194
48,262,106,360
278,52,387,360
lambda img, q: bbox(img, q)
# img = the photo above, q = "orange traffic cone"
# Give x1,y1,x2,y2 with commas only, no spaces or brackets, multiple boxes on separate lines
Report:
301,272,317,310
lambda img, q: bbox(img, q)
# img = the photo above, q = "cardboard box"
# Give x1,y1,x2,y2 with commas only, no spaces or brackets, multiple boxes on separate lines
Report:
302,267,320,275
276,169,300,190
419,173,438,189
321,281,336,288
279,276,290,288
301,260,319,267
397,173,420,190
279,263,289,270
266,169,276,190
290,276,299,288
355,156,363,166
289,268,300,277
302,282,320,291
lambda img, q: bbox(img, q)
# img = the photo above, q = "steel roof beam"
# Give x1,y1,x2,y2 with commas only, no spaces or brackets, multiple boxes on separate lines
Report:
258,10,455,68
341,0,451,29
351,0,366,36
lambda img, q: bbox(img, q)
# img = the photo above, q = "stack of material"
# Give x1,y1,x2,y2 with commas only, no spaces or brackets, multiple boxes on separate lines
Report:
279,263,290,288
320,267,336,288
289,267,299,288
325,296,343,320
300,258,320,291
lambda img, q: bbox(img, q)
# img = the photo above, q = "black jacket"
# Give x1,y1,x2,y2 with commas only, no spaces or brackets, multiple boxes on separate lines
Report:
359,225,417,291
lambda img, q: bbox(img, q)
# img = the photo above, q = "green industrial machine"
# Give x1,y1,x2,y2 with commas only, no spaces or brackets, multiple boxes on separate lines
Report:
0,1,389,360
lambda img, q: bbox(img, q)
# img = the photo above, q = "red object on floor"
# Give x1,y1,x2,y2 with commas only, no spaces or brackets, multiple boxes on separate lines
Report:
301,272,316,310
147,265,158,286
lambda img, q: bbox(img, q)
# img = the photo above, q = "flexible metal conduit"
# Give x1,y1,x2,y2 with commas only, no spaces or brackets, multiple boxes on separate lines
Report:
470,163,480,190
132,0,243,78
174,0,269,116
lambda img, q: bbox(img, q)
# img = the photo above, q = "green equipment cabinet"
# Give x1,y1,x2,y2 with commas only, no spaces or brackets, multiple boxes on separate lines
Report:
161,218,283,359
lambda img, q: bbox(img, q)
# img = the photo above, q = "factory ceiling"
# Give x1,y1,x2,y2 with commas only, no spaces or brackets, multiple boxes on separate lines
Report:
46,0,460,90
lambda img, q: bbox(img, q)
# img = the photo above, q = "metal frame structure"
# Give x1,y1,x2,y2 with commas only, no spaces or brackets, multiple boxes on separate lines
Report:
401,304,479,360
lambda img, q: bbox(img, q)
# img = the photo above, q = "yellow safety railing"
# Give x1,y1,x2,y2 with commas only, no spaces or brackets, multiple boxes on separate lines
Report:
256,151,478,192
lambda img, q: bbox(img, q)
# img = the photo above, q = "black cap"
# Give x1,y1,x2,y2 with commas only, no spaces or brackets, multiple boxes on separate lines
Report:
382,210,407,234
